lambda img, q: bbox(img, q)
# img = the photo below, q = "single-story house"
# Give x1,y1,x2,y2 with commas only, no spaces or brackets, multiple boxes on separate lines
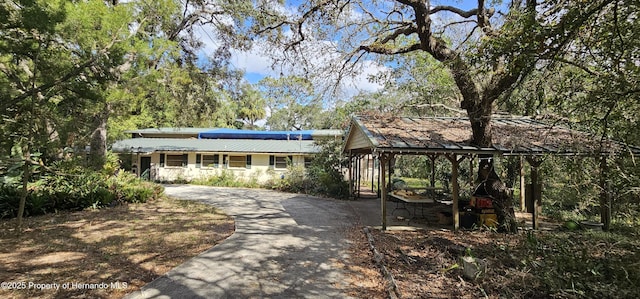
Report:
111,128,343,182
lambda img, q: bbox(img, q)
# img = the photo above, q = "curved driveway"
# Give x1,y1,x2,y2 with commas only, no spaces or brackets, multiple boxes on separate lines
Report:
125,185,379,299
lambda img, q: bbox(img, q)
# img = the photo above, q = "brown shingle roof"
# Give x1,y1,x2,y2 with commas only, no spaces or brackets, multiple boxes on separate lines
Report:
345,115,640,156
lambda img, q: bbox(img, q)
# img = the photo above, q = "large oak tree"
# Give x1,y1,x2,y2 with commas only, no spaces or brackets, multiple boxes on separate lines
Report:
230,0,617,232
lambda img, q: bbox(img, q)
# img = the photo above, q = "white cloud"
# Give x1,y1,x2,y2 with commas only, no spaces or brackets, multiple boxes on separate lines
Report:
230,48,276,75
226,38,388,97
343,60,389,94
191,2,388,97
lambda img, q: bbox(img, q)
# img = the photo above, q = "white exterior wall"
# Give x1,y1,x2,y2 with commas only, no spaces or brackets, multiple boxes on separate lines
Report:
135,152,307,183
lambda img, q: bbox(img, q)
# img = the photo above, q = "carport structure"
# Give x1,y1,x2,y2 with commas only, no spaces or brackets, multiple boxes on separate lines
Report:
343,114,640,230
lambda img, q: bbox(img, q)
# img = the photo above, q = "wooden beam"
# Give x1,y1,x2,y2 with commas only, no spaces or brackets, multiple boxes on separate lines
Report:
600,156,611,231
445,154,466,230
520,156,526,212
379,153,389,230
365,155,369,185
429,154,437,188
377,156,381,197
526,157,543,230
357,156,361,197
371,155,375,193
469,154,474,194
388,156,393,191
348,152,353,198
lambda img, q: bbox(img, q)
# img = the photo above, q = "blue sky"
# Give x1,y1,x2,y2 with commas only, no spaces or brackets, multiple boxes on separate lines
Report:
196,0,489,94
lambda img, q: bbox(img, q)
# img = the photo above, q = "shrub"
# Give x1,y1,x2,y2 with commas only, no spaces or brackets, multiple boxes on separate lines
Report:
305,139,350,198
192,170,260,188
266,165,312,193
520,231,640,298
264,139,350,199
0,168,163,219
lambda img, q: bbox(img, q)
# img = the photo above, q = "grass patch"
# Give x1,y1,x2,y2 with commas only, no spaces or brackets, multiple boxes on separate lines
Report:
0,196,234,299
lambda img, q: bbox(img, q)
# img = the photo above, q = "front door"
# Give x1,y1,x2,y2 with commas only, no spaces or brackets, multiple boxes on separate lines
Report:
140,156,151,180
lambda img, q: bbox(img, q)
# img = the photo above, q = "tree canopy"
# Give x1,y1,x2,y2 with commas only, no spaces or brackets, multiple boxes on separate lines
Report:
230,0,630,147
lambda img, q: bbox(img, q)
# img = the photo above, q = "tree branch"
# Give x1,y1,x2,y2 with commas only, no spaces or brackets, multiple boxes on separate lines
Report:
555,57,599,76
429,5,480,18
360,43,422,55
11,20,142,104
378,25,417,44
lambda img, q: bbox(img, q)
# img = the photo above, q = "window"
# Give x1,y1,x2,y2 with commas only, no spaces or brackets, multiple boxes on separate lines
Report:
202,154,219,168
304,157,313,168
269,155,292,169
274,156,288,169
166,154,188,167
228,155,246,168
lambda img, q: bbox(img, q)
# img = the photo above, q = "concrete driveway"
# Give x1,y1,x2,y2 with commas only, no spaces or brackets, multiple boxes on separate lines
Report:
124,185,379,299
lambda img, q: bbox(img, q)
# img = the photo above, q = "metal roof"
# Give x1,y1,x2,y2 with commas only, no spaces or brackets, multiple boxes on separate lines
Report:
199,129,315,140
125,127,343,138
345,115,640,156
125,127,215,134
111,138,319,154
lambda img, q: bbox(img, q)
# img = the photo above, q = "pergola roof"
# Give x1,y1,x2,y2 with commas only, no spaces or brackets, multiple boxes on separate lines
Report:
344,114,640,156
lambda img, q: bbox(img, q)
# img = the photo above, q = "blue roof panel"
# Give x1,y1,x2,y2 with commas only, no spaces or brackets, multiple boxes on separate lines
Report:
199,129,314,140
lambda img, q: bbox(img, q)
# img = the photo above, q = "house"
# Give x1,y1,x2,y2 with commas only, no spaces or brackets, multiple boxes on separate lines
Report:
111,128,343,182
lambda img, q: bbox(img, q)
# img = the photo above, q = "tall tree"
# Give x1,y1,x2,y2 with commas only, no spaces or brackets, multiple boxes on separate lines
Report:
0,0,114,231
105,0,248,140
236,84,266,129
235,0,613,147
230,0,620,232
260,76,324,130
503,1,640,225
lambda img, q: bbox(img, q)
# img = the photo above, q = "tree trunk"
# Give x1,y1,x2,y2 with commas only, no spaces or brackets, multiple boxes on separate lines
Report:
468,107,493,147
89,106,109,170
477,158,518,233
17,148,31,235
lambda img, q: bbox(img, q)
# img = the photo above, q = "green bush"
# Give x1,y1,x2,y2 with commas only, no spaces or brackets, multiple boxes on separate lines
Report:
305,139,350,198
266,165,312,194
520,231,640,298
264,139,350,199
192,170,260,188
0,169,163,219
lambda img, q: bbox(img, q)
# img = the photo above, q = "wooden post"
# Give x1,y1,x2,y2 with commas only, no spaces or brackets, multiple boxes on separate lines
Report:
469,155,474,193
348,152,353,198
380,153,389,230
388,156,393,190
429,155,437,188
357,156,361,197
371,155,375,193
364,155,369,185
526,157,543,230
600,156,611,231
377,156,381,197
446,154,465,230
520,156,526,212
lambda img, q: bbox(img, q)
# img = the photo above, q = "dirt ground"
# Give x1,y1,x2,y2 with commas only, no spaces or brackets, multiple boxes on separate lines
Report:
346,225,640,299
0,199,550,299
358,228,535,299
2,195,636,299
0,198,234,299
